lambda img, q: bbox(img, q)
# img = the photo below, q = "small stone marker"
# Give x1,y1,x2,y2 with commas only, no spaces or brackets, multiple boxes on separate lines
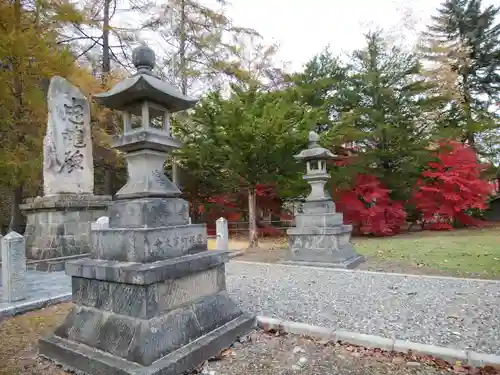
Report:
216,217,229,251
1,231,26,302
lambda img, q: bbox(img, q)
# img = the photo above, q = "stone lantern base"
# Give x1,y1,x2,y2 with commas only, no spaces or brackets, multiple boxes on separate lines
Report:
283,200,365,269
39,253,254,375
39,197,254,375
20,194,111,261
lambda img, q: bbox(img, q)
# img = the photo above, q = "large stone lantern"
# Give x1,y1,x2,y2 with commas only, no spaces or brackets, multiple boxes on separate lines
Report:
284,131,365,269
39,45,254,375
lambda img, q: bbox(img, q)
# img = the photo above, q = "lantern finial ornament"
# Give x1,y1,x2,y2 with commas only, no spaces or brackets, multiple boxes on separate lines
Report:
132,44,155,74
308,131,320,147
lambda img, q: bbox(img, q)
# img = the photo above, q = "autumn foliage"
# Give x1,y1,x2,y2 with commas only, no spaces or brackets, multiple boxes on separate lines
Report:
335,175,407,236
199,141,493,237
412,141,493,230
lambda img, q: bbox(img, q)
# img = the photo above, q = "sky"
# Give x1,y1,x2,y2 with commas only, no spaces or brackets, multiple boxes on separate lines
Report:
221,0,500,72
114,0,499,78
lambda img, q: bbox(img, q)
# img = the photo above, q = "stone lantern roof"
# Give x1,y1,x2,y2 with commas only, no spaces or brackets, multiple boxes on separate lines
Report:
294,131,336,161
93,45,197,112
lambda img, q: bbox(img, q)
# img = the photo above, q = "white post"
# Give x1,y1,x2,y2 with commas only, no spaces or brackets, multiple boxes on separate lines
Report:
216,217,229,251
91,216,109,230
2,231,26,302
96,216,110,229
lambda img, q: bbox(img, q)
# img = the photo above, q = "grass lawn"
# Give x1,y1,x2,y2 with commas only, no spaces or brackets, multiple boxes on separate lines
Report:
210,226,500,279
354,226,500,279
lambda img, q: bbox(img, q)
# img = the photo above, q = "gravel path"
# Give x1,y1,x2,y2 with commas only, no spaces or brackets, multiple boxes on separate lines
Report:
226,261,500,355
2,260,499,356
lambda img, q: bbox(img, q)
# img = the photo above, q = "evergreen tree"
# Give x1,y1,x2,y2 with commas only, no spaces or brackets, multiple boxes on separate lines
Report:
291,48,351,133
326,32,441,201
422,0,500,148
177,86,319,247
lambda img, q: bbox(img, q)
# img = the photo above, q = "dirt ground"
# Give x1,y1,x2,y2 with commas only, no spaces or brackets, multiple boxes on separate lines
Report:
0,303,72,375
205,330,472,375
1,304,489,375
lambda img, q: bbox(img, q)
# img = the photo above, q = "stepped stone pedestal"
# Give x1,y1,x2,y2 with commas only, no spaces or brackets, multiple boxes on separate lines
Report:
39,199,253,375
39,44,253,375
21,194,111,260
284,131,364,269
286,200,365,268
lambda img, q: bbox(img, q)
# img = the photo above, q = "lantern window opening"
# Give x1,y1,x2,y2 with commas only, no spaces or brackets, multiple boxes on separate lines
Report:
309,160,319,171
121,100,170,133
124,112,142,131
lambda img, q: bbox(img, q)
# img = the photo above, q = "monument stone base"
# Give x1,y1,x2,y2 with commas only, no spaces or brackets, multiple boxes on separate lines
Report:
281,258,365,269
20,194,111,260
39,251,254,375
284,200,365,269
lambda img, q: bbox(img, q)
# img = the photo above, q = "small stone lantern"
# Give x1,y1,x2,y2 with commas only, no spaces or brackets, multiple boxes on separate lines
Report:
39,44,253,375
297,131,336,202
284,131,365,269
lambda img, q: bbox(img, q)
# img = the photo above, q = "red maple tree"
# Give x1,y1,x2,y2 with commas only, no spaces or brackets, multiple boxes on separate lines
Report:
335,175,407,236
412,141,492,230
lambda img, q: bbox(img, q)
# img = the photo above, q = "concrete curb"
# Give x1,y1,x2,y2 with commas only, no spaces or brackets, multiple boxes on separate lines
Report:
256,316,500,368
0,293,72,320
228,250,246,259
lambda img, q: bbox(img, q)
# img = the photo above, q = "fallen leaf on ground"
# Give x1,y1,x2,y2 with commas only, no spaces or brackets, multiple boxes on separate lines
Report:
208,348,233,361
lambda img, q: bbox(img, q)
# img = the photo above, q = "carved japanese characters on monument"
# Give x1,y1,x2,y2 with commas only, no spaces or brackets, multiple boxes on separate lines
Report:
43,76,93,195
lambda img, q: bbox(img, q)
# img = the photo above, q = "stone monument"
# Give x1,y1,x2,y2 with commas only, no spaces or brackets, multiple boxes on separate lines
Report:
39,44,254,375
20,77,111,263
43,76,94,195
284,131,365,269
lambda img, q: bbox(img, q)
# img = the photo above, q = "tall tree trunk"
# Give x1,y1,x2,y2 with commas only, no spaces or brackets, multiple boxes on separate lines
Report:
102,0,114,196
10,0,24,234
462,74,476,149
179,0,188,96
102,0,111,76
104,165,113,195
248,187,258,248
9,185,24,233
172,0,187,188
